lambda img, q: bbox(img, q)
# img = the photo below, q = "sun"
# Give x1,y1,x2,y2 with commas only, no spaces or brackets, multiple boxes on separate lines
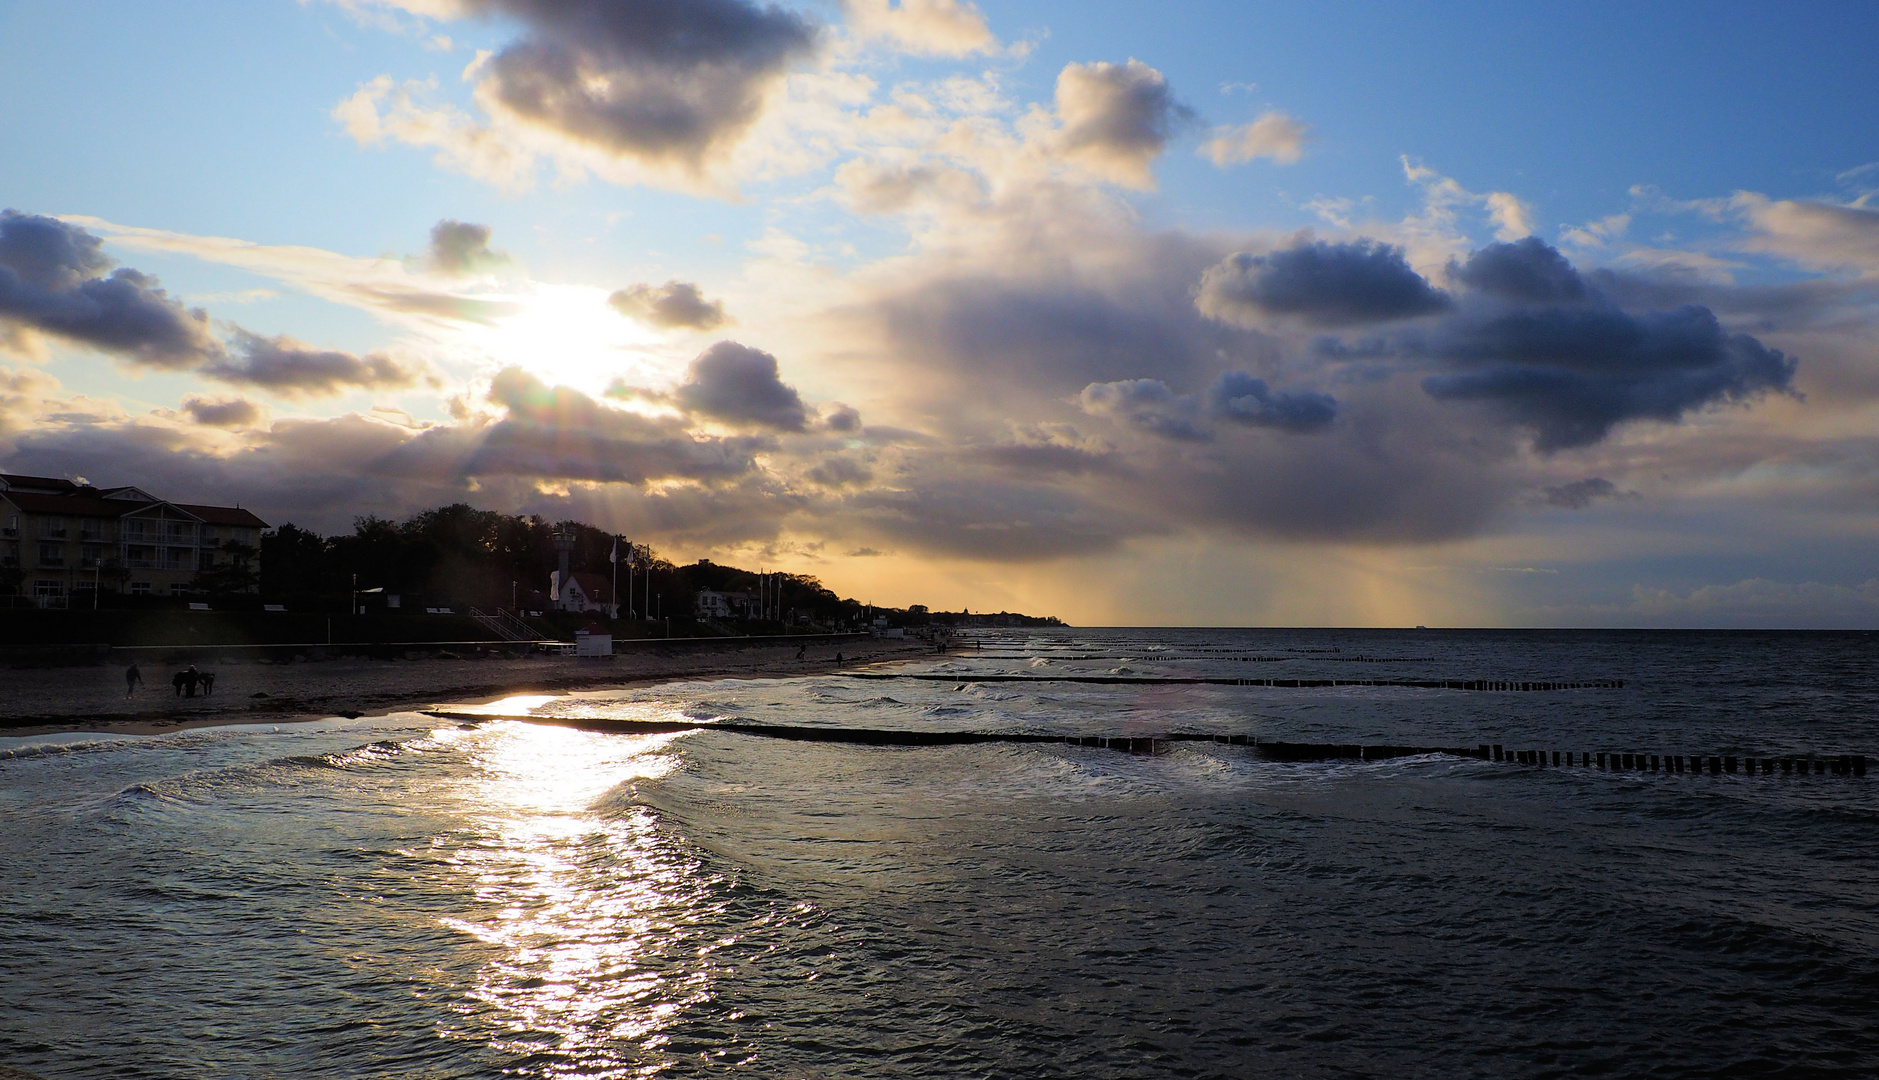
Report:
477,282,680,397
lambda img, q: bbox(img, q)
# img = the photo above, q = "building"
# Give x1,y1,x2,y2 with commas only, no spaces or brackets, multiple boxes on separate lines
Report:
694,588,756,620
0,473,268,608
551,570,618,617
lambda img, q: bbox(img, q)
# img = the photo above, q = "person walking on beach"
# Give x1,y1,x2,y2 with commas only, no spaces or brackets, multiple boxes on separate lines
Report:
172,670,188,697
198,671,215,696
125,663,144,698
184,665,201,698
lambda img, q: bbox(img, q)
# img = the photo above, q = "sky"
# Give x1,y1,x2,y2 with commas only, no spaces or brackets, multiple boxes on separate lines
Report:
2,0,1877,627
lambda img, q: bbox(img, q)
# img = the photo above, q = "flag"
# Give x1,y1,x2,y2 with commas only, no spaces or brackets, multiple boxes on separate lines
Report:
610,537,618,564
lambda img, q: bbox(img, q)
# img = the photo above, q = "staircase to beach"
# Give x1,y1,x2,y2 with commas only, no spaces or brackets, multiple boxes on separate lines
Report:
469,607,541,642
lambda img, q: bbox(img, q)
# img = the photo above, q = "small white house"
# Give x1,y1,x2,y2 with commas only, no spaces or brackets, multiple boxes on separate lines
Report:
551,571,618,617
575,623,613,657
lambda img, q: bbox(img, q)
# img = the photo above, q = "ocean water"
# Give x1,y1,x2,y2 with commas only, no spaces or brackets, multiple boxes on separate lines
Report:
2,628,1877,1079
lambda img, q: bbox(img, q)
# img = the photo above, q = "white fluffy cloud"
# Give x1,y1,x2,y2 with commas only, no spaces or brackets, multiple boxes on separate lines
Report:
1201,111,1308,166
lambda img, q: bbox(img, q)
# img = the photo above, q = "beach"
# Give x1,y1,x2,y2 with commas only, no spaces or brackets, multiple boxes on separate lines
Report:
0,637,934,738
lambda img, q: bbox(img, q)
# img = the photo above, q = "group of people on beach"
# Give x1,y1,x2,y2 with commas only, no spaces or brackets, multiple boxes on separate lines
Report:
122,664,215,699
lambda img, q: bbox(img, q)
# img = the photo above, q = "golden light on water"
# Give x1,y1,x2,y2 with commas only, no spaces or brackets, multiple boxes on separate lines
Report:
441,719,725,1076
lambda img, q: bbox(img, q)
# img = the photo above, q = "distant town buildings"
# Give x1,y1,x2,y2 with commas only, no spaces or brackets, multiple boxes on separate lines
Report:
0,473,267,608
694,588,756,621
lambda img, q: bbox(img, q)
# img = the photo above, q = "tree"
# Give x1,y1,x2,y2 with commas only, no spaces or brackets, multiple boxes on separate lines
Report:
191,541,260,597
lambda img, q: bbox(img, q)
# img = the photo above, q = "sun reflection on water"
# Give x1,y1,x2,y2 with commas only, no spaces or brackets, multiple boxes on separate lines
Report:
441,720,728,1076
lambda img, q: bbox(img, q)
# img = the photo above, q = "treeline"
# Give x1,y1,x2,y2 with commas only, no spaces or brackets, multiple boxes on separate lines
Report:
255,503,1023,631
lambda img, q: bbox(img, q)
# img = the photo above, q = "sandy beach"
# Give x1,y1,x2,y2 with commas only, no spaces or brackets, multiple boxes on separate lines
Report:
0,638,935,738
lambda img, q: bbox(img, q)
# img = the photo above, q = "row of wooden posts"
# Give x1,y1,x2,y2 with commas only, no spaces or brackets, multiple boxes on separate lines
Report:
1484,745,1867,777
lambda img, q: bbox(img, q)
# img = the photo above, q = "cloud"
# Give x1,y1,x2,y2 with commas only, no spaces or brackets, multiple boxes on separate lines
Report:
1197,239,1452,328
1729,193,1879,278
0,210,222,369
66,214,525,329
180,396,264,428
841,0,995,57
1452,237,1587,302
821,403,862,432
673,340,809,430
1204,371,1336,432
1053,59,1193,189
1420,302,1797,451
204,329,431,396
470,365,766,483
1618,577,1879,628
1201,111,1308,167
1080,373,1336,439
1078,378,1209,441
1540,477,1636,509
350,0,819,187
1484,191,1534,241
420,219,508,275
805,452,874,487
609,280,730,329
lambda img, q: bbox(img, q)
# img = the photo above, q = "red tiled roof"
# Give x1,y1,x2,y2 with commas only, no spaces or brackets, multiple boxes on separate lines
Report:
0,491,267,528
174,503,269,528
0,474,78,493
568,571,615,600
0,492,149,517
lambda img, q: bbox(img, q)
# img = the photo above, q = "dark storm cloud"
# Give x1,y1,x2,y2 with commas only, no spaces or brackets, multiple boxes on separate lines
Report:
1420,302,1797,451
1541,477,1636,509
1080,372,1337,439
180,396,262,428
205,329,430,396
804,453,873,488
459,0,818,169
609,280,729,329
1078,378,1208,441
844,475,1153,561
469,365,764,483
862,247,1252,398
1197,239,1451,328
821,403,862,432
1451,237,1587,303
1204,371,1337,433
673,340,808,431
422,219,508,275
0,210,221,368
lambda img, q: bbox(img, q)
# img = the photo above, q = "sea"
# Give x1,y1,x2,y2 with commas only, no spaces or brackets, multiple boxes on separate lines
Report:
2,628,1876,1079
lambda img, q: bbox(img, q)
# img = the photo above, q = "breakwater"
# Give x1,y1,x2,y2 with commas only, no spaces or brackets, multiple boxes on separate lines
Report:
851,672,1625,691
421,711,1863,776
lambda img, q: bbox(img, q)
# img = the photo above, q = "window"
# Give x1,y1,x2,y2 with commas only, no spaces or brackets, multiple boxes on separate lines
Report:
126,545,155,569
38,542,64,567
201,526,219,543
3,514,17,536
41,517,66,538
198,550,216,570
33,580,66,609
80,544,104,568
161,547,190,570
129,581,152,596
79,520,101,540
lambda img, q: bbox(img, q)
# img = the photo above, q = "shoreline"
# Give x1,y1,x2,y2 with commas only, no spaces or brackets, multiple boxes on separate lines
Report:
0,638,937,740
